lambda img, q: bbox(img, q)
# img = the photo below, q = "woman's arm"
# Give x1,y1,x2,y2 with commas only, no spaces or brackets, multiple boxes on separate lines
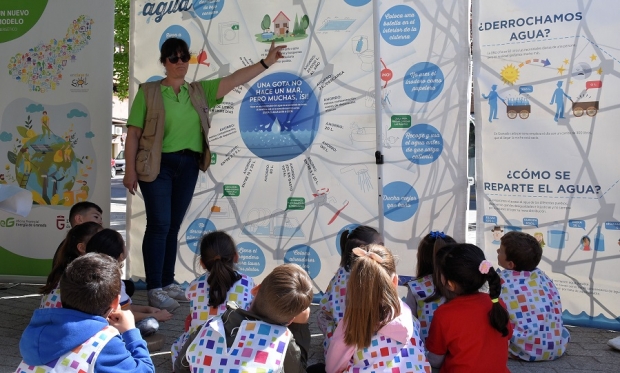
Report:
123,125,142,195
216,41,286,99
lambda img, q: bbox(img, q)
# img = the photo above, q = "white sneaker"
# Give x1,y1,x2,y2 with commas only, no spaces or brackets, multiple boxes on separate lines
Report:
148,289,180,312
608,336,620,351
163,283,189,302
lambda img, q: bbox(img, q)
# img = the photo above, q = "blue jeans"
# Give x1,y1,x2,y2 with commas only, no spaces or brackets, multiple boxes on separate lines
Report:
138,151,199,290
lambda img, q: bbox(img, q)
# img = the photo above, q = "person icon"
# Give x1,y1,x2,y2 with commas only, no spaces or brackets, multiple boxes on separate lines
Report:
581,235,591,251
534,232,546,248
490,225,504,245
550,81,571,122
21,147,32,174
482,85,505,123
41,110,51,138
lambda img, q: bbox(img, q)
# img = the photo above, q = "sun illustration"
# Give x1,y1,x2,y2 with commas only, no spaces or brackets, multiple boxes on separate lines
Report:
500,64,520,85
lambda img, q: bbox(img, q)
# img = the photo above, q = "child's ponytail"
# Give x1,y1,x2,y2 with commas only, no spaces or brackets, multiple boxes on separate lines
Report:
200,231,241,307
342,244,400,348
487,267,510,337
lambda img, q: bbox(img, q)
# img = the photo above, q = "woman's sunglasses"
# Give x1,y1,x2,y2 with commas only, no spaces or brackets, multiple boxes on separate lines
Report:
167,54,190,64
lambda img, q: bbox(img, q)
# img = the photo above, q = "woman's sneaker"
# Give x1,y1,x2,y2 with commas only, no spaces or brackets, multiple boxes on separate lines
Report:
163,283,189,302
148,288,180,312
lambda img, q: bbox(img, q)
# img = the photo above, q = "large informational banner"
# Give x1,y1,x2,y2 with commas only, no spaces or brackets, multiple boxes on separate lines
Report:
0,0,114,280
473,0,620,330
128,0,469,291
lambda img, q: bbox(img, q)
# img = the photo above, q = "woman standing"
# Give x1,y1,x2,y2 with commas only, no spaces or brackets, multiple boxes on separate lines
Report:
124,38,285,311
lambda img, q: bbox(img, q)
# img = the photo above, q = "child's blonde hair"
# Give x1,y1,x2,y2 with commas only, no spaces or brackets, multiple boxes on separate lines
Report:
343,244,400,348
251,263,313,325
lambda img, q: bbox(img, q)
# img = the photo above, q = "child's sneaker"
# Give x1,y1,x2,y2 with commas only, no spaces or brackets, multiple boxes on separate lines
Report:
148,288,180,312
163,283,189,302
608,336,620,351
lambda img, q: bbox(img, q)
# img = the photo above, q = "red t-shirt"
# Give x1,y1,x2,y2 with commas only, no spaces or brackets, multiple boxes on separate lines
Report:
426,292,513,373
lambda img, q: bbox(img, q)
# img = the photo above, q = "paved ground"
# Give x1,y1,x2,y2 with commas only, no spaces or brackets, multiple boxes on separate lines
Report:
1,177,618,372
1,284,619,372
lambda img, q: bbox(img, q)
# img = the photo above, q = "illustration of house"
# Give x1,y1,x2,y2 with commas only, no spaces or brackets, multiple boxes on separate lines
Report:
273,11,290,36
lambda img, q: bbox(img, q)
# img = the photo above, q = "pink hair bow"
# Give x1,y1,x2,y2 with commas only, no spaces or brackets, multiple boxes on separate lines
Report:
352,247,384,263
479,260,493,274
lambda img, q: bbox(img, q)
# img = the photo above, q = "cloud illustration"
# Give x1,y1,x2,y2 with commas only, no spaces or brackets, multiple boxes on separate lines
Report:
0,132,12,142
85,131,95,138
26,104,44,113
67,109,88,118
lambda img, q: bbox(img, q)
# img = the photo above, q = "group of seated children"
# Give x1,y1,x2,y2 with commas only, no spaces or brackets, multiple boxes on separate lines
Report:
17,204,570,373
317,226,569,372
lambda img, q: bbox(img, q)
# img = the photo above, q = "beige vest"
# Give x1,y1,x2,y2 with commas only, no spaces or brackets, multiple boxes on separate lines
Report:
136,80,213,182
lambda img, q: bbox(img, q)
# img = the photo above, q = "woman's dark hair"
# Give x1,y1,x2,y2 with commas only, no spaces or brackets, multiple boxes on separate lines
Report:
435,243,510,337
41,222,102,294
416,231,456,302
339,225,382,271
200,231,241,307
159,37,190,65
85,228,125,261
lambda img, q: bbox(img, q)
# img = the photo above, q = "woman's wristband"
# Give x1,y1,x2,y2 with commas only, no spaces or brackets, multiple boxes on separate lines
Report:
259,59,269,69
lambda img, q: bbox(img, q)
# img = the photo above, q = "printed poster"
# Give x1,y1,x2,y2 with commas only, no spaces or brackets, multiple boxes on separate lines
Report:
0,0,113,279
473,0,620,329
128,0,469,290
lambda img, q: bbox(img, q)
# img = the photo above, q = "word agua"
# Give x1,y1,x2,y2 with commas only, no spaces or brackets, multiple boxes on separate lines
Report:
141,0,192,23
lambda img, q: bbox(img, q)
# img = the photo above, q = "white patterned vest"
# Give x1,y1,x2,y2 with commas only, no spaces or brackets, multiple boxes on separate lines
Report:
15,326,119,373
499,268,570,361
171,273,256,366
186,272,254,330
348,324,431,373
406,275,446,341
319,267,349,355
186,317,291,372
40,285,62,309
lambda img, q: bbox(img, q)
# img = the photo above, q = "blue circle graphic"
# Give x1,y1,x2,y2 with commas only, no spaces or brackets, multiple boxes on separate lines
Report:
185,218,216,254
239,72,320,162
403,62,444,102
146,75,164,83
380,5,420,46
336,224,360,256
236,242,266,277
383,181,419,222
345,0,371,6
193,0,225,20
284,245,321,279
402,124,443,165
159,25,191,50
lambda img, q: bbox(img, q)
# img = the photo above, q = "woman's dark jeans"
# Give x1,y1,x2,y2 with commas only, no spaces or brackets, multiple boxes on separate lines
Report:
138,151,199,290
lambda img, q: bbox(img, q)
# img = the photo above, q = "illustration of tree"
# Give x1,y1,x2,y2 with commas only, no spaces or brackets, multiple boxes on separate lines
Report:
293,14,301,35
300,15,310,34
261,14,271,32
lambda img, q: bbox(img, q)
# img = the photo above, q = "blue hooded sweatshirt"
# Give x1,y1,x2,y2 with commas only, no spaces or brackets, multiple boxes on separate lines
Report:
19,307,154,373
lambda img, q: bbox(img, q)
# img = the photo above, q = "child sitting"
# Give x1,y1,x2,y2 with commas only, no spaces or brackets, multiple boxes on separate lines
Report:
16,253,154,372
86,228,172,339
176,263,313,373
426,243,512,372
325,244,430,373
52,201,103,266
497,231,570,360
171,231,255,367
405,230,455,340
318,226,382,355
40,221,103,308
